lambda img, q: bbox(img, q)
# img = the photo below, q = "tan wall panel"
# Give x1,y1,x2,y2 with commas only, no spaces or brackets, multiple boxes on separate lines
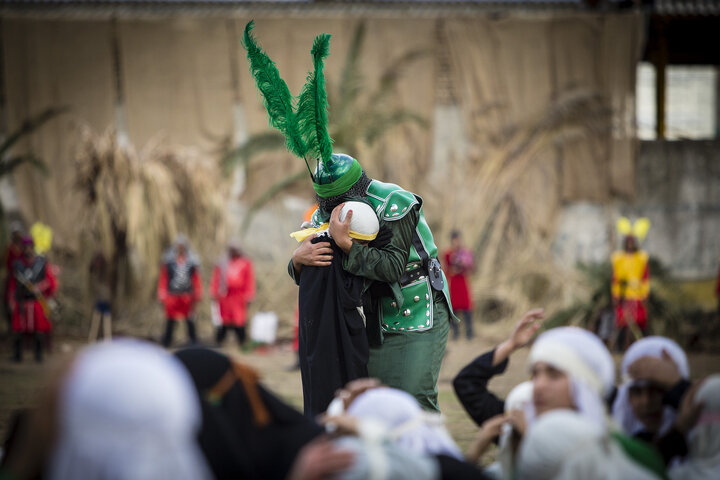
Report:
4,19,114,247
118,18,234,151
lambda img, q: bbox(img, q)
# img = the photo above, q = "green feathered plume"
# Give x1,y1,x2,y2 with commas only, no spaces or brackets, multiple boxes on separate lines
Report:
296,33,334,169
242,21,309,163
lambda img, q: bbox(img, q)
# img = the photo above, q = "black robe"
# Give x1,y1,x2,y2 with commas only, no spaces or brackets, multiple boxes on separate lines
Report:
452,348,508,427
175,347,322,480
298,236,369,417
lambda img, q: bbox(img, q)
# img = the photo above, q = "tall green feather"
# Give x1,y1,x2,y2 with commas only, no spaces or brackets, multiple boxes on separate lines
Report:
242,21,310,166
296,33,334,169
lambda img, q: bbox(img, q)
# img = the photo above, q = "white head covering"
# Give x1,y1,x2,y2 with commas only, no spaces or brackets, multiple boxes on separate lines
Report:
518,409,658,480
612,336,690,436
669,375,720,480
527,327,615,427
340,201,379,241
49,340,212,480
505,381,534,413
492,381,534,480
333,436,439,480
346,387,463,460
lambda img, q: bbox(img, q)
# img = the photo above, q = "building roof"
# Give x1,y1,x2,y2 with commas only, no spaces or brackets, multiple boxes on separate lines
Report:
653,0,720,16
0,0,605,20
3,0,718,18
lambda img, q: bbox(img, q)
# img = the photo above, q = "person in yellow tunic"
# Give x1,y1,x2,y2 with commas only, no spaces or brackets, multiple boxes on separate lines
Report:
611,217,651,351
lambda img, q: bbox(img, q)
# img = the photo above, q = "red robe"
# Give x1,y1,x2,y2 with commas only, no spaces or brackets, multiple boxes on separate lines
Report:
157,256,202,320
9,257,57,333
211,256,255,327
444,248,474,311
611,250,650,329
3,243,23,303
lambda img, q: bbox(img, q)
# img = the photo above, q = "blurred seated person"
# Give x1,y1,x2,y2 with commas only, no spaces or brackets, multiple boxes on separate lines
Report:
612,336,700,465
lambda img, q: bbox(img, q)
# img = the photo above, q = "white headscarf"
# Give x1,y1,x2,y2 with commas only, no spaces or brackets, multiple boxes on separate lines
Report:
527,327,615,427
489,381,534,480
49,340,212,480
518,409,658,480
346,387,463,460
669,375,720,480
612,336,690,436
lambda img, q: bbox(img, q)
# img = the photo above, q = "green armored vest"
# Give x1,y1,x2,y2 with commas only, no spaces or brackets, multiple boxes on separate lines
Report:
310,180,453,333
365,180,450,332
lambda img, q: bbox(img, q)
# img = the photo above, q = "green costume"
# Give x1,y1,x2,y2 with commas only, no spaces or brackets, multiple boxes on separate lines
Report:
243,22,455,411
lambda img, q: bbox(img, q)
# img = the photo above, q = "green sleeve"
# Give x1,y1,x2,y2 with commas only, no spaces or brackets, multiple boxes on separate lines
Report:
342,206,418,283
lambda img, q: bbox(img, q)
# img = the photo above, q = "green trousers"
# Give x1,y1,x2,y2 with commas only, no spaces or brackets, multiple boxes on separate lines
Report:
367,298,450,412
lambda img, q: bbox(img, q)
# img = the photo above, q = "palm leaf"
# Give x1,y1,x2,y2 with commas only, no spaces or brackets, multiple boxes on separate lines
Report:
241,169,307,232
221,131,286,172
368,49,430,107
334,22,365,123
363,109,429,145
0,107,68,157
0,153,49,177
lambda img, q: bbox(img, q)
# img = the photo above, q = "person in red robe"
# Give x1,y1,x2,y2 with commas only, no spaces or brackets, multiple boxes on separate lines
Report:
3,223,25,332
157,235,202,347
9,236,57,362
211,241,255,347
443,230,475,340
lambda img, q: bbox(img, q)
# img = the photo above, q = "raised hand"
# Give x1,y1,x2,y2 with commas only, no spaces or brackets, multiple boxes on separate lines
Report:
509,308,545,349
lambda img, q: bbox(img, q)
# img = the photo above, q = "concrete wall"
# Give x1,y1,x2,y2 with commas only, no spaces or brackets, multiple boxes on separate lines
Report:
633,140,720,279
552,140,720,280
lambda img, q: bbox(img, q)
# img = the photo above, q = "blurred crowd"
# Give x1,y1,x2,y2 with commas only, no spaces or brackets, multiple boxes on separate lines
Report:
1,308,717,480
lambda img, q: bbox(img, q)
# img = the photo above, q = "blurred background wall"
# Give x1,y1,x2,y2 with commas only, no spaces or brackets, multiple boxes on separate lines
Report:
1,0,718,335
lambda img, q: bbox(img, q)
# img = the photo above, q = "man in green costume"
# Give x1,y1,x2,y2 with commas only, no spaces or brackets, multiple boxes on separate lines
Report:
242,22,456,411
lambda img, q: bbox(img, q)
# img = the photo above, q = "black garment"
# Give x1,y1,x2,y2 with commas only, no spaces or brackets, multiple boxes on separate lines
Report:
435,454,492,480
452,348,508,427
163,256,198,294
12,332,44,362
162,317,197,347
451,310,473,340
298,236,369,417
636,427,689,466
11,257,47,301
175,347,322,480
216,325,246,345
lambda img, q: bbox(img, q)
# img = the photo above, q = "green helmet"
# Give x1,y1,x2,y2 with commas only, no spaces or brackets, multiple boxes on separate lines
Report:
312,153,363,198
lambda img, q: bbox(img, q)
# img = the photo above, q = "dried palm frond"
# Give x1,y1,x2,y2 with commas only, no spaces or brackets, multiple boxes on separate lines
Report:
74,126,227,301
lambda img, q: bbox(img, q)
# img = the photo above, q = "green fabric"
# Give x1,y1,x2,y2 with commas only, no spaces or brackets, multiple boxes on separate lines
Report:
611,432,669,480
343,206,419,284
378,189,419,222
297,33,333,168
242,21,308,160
380,277,434,332
367,295,450,411
312,156,362,198
0,470,19,480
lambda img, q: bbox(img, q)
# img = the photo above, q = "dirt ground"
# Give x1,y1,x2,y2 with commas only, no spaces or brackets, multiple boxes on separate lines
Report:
1,328,719,458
